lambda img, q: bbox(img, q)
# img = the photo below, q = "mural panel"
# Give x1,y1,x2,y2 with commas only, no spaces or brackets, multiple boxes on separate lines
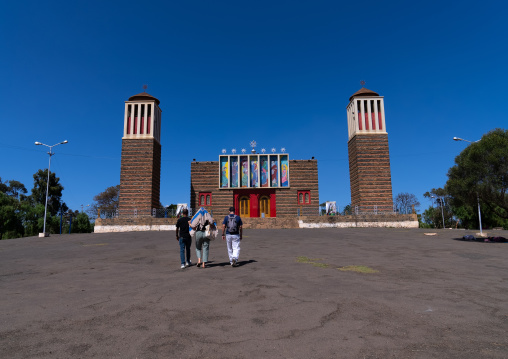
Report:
230,156,238,188
281,155,289,187
270,155,278,187
220,156,228,188
260,155,268,187
250,156,259,187
240,156,248,187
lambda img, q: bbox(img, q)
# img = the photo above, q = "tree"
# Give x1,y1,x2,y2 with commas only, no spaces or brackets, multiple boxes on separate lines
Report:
446,128,508,229
394,192,420,214
6,180,27,200
423,188,454,228
90,185,120,217
74,212,92,233
0,177,8,193
0,193,23,239
341,203,352,215
30,169,65,216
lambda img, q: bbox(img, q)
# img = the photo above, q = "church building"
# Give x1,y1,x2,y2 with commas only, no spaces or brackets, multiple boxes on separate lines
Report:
190,150,319,218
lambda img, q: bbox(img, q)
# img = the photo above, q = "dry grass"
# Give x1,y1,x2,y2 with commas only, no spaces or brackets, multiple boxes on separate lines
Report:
337,265,379,274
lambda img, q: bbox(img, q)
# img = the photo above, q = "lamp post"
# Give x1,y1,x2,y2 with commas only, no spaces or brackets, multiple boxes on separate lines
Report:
35,140,68,237
453,136,483,235
81,204,90,213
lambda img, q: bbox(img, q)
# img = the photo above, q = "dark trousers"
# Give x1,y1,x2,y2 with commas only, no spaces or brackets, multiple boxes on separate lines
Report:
179,237,191,265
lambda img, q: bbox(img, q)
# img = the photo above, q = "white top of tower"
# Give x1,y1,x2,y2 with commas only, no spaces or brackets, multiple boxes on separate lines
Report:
346,87,387,140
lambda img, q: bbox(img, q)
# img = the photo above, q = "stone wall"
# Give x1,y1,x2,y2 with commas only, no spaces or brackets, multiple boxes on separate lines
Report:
298,213,418,228
118,139,161,217
94,213,418,233
348,134,393,212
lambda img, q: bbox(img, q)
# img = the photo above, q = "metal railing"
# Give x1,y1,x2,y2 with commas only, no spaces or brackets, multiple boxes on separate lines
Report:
315,205,415,216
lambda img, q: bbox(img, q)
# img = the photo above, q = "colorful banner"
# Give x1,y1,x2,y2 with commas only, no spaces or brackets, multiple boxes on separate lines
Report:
260,156,268,187
270,156,278,187
240,156,248,187
281,155,289,187
220,156,228,188
250,156,259,187
230,156,238,188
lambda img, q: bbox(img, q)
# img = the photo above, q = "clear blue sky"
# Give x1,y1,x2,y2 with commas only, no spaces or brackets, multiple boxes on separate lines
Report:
1,0,507,214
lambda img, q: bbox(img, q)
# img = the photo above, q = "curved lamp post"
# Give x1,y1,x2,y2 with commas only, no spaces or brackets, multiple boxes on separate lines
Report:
34,140,68,237
453,136,482,235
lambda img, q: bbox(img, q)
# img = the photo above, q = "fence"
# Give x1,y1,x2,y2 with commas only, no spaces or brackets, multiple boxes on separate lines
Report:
99,205,415,219
315,205,415,216
98,208,199,219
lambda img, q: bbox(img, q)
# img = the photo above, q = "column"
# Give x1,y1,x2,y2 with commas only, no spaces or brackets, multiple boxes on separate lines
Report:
374,100,379,131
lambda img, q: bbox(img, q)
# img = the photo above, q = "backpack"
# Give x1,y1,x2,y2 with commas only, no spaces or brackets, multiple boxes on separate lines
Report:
227,214,238,233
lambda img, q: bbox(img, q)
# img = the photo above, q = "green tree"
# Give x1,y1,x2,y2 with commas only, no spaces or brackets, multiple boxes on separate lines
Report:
6,180,27,200
423,188,454,228
20,203,46,237
74,212,92,233
0,193,23,239
0,177,8,193
30,169,65,216
446,128,508,229
341,203,352,215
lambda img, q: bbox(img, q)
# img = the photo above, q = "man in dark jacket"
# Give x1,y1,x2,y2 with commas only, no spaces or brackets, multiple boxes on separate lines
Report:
175,208,192,269
222,206,243,267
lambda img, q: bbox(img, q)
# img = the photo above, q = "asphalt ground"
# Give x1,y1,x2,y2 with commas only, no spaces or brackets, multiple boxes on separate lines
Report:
1,228,507,359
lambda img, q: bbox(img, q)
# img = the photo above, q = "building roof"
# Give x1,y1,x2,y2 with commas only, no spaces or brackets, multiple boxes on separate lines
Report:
349,87,379,102
128,92,160,105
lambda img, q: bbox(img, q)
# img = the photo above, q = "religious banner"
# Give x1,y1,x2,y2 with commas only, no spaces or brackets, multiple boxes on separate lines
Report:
220,156,228,188
240,156,248,187
230,156,238,187
219,152,289,189
260,155,268,187
270,155,278,187
326,201,337,215
280,155,289,187
250,156,259,187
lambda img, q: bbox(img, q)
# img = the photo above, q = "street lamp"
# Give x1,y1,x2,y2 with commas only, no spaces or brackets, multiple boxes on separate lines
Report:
453,136,483,235
453,137,479,143
81,204,90,213
35,140,68,237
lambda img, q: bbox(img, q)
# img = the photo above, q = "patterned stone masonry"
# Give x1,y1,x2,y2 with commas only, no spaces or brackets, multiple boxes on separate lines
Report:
348,134,393,212
190,159,319,218
118,139,161,217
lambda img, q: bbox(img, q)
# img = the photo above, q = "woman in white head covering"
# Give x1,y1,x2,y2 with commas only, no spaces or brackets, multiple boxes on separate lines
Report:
189,207,215,268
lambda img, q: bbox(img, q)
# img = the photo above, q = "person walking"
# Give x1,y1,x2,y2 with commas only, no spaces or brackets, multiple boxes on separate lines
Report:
190,207,215,268
222,206,243,267
175,208,192,269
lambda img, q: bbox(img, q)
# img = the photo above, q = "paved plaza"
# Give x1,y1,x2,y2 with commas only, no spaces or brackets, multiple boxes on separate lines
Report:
1,228,507,358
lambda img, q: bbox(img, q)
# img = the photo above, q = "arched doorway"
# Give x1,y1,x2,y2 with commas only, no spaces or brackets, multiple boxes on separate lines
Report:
239,196,250,217
259,195,270,217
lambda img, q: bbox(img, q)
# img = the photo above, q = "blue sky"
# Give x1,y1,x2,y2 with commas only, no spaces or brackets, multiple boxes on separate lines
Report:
1,0,507,214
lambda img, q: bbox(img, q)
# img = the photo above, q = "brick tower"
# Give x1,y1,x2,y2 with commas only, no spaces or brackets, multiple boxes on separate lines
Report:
346,87,393,212
118,92,162,217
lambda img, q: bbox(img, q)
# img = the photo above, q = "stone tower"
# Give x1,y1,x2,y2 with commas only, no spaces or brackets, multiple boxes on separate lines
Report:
118,92,162,216
346,87,393,212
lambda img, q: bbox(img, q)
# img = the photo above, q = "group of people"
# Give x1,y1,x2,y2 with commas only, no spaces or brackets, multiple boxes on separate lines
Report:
175,206,243,269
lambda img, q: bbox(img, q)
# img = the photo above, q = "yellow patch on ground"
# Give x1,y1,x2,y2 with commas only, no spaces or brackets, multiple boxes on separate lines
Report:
337,265,378,274
296,256,330,268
